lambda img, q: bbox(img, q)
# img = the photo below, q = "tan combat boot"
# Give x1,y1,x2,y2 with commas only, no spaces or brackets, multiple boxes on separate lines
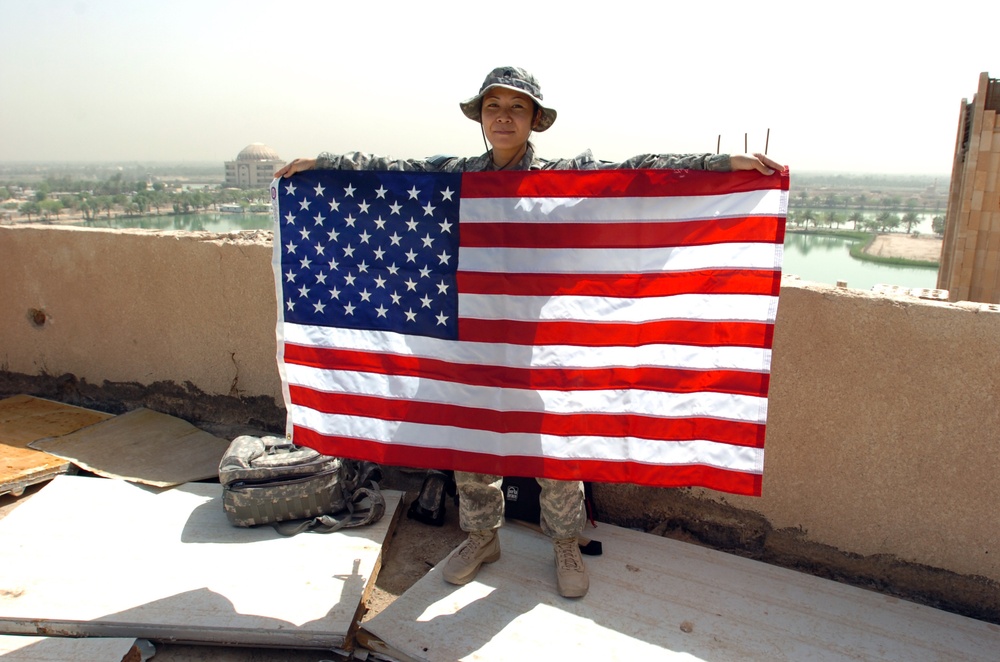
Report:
553,537,589,598
442,529,501,585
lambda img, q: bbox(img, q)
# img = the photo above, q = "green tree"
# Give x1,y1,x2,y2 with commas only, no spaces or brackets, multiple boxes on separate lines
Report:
901,211,920,234
19,201,40,221
847,211,865,230
801,209,817,229
932,215,946,235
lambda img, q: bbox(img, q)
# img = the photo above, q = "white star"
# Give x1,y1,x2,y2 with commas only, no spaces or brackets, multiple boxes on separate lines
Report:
328,198,340,212
284,270,297,283
375,304,388,318
359,289,372,302
406,218,419,232
420,295,433,308
329,287,341,299
419,266,431,279
299,198,311,211
387,263,400,275
298,284,310,298
357,260,369,273
358,200,370,214
407,186,421,200
314,243,325,256
315,272,327,284
404,278,418,291
438,250,452,265
440,187,454,201
374,274,387,288
374,216,387,230
284,211,296,225
285,240,297,253
375,186,388,199
327,228,340,242
422,202,436,216
421,233,434,247
388,232,402,246
300,256,312,269
439,219,453,233
343,244,355,258
298,227,311,240
358,230,371,244
313,300,326,313
285,299,295,311
345,273,357,286
313,213,325,226
344,214,357,227
436,280,449,294
404,249,418,262
328,257,339,270
284,182,297,196
344,302,356,315
344,183,355,197
389,202,402,215
373,247,386,260
390,291,402,305
314,183,325,197
436,312,449,325
404,308,417,322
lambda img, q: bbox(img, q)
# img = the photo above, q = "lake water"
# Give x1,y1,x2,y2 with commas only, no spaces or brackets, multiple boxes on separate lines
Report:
82,212,940,291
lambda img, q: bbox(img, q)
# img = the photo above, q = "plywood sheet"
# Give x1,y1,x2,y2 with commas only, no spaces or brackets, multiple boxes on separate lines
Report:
0,395,113,496
0,475,403,649
28,408,231,487
360,521,1000,661
0,634,137,661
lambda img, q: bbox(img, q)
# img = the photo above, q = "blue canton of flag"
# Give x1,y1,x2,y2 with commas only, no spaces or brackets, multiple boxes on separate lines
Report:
274,171,462,340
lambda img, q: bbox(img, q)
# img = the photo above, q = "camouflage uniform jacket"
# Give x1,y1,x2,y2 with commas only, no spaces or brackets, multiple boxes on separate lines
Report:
314,146,733,173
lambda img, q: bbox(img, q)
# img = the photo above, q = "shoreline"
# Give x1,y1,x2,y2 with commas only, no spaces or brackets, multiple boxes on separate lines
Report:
863,233,942,262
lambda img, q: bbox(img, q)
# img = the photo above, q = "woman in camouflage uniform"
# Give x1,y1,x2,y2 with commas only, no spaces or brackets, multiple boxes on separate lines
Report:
276,66,783,599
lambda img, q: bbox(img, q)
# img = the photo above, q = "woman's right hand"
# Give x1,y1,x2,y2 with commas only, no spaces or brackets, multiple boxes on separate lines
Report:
274,158,317,178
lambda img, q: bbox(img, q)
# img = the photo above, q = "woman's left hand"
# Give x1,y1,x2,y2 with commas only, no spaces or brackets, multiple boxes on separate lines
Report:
731,153,784,175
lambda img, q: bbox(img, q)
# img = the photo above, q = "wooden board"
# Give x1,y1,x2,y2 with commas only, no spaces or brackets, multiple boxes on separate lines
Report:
28,407,231,487
360,520,1000,661
0,475,403,649
0,634,138,661
0,395,113,496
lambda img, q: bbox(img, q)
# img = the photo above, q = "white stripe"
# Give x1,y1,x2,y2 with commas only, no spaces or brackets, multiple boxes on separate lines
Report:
459,243,782,273
290,406,764,473
283,323,771,372
285,364,768,423
460,190,785,224
459,293,779,323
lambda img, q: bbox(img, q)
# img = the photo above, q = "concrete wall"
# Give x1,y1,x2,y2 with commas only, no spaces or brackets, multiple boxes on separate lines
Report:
3,225,999,610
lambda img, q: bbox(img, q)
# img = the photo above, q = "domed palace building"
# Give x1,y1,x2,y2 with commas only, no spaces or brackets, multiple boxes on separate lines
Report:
224,143,284,188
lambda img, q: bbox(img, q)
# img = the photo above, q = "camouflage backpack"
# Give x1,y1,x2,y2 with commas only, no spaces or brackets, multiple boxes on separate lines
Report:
219,435,384,535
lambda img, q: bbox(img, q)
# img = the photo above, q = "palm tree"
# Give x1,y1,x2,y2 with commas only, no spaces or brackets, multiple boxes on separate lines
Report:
847,211,865,230
902,211,919,234
801,209,817,229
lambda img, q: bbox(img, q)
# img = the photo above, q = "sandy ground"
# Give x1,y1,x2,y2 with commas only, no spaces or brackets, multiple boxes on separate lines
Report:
864,233,942,262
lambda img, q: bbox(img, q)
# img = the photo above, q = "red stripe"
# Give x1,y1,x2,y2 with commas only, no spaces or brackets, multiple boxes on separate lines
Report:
460,217,783,249
292,426,763,495
458,269,782,297
283,344,770,397
288,385,766,448
460,168,789,199
457,318,775,350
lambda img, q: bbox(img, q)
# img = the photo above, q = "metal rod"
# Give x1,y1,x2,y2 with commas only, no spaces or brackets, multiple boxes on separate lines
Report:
765,128,770,155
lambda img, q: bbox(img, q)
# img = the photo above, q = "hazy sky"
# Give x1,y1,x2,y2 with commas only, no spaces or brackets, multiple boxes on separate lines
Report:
1,0,996,174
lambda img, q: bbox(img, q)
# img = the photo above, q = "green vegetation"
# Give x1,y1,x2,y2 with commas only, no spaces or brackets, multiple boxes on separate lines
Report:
1,167,269,222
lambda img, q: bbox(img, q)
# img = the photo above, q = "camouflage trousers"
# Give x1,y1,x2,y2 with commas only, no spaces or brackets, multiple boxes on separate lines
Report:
454,471,585,540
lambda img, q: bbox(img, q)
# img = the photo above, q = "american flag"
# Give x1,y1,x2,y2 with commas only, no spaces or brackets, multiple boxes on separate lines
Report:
271,168,788,496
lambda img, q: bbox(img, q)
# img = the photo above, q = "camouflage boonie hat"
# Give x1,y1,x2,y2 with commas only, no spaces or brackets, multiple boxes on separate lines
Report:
460,66,557,132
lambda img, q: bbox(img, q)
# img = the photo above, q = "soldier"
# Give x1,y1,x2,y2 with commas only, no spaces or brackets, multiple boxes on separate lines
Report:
276,66,783,598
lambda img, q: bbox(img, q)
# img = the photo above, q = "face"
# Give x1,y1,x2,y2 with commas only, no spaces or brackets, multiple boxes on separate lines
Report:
480,87,541,152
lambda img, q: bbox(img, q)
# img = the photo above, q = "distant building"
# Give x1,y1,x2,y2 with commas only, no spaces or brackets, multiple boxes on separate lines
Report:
224,143,283,189
938,73,1000,303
